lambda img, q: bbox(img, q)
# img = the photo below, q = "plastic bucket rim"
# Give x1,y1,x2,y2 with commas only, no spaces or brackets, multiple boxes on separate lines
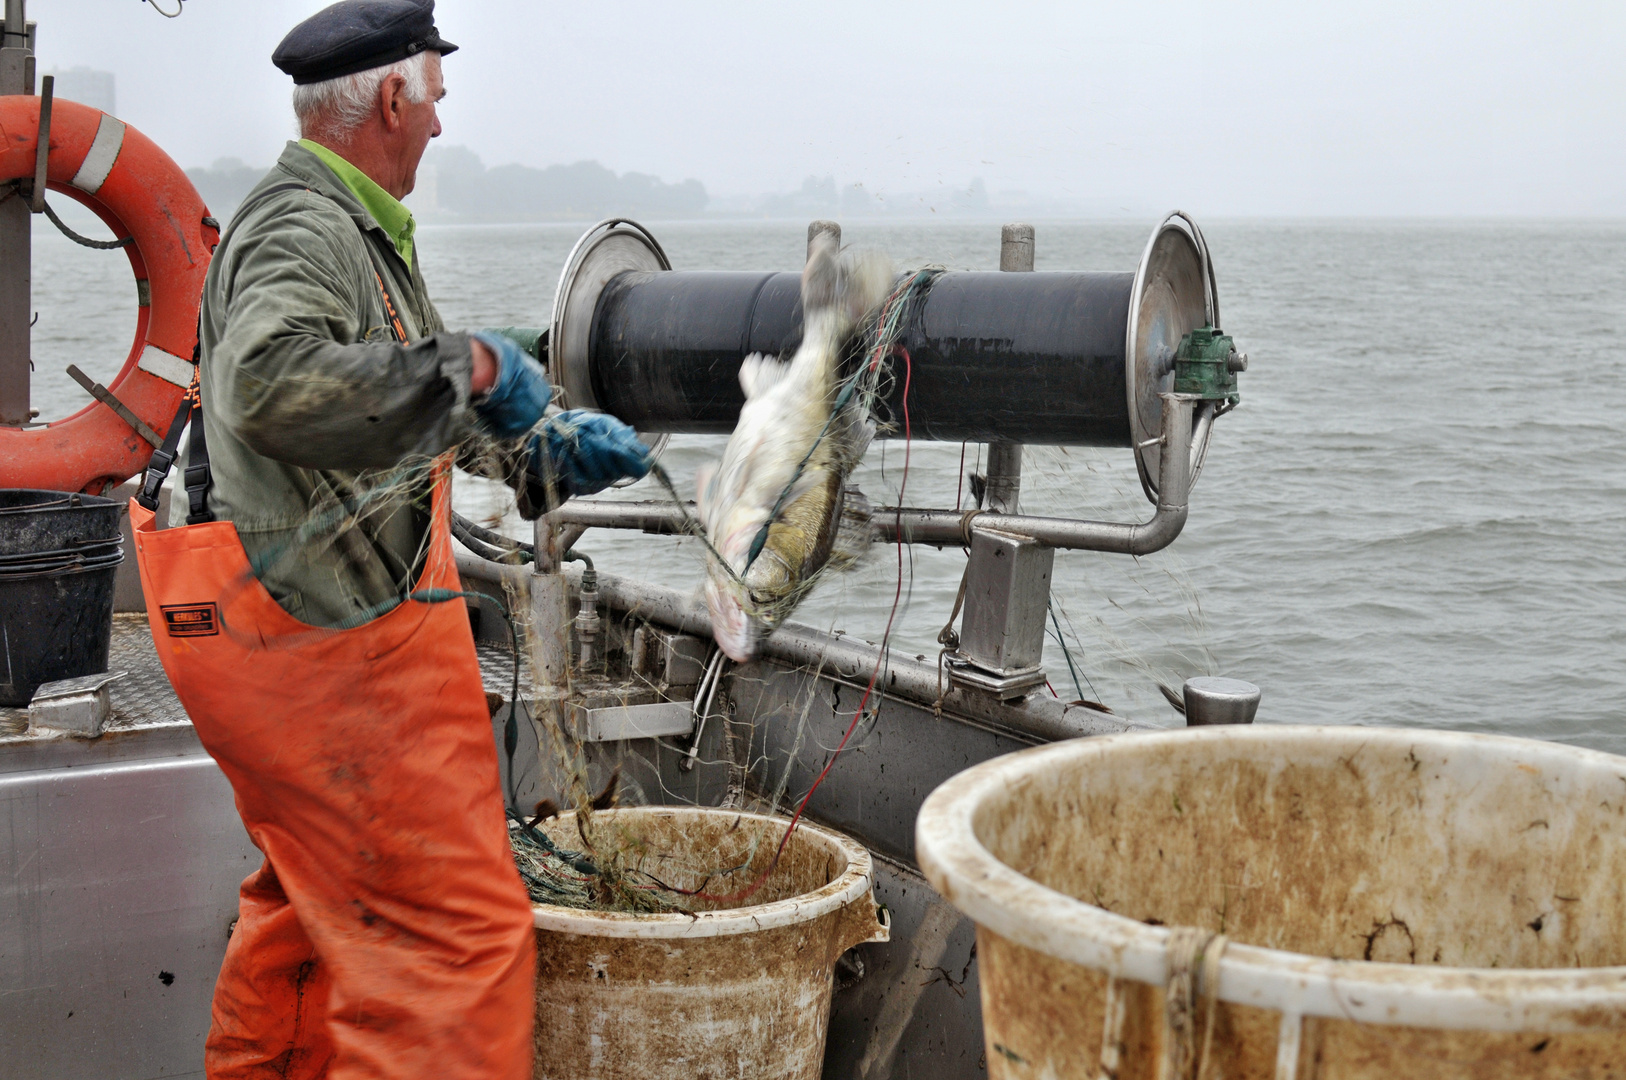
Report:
0,537,124,562
914,724,1626,1033
529,806,875,939
0,489,123,560
0,550,124,578
0,488,119,513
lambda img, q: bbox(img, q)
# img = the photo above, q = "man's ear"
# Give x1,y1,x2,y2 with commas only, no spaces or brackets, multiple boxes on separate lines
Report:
379,72,407,133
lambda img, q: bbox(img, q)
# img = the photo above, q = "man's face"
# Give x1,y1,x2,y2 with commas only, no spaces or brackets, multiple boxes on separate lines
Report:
399,52,444,195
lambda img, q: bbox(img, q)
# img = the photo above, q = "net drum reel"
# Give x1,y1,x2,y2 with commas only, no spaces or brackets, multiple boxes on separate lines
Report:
546,213,1245,698
549,212,1232,504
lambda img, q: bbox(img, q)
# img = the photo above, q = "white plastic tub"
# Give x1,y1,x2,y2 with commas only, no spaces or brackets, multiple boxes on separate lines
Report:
528,807,888,1080
916,726,1626,1078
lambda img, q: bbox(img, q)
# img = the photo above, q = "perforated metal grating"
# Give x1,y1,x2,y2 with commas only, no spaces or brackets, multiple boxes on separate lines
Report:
476,638,540,701
1,614,538,741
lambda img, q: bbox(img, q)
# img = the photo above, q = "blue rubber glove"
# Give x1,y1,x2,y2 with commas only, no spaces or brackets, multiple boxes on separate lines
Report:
471,331,552,438
530,410,652,500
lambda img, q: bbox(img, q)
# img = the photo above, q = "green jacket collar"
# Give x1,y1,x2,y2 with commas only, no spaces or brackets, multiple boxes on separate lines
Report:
290,139,417,267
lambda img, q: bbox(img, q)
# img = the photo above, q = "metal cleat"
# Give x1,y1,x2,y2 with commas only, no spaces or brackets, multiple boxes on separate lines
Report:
27,670,128,738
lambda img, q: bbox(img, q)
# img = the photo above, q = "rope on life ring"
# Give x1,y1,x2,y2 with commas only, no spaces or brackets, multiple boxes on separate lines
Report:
0,95,218,494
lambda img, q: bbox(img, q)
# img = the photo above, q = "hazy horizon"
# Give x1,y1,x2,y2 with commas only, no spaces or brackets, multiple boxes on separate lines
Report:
26,0,1626,218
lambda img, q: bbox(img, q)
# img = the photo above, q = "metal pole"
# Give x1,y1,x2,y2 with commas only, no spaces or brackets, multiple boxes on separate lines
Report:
529,513,571,690
983,441,1021,514
29,73,51,213
548,395,1201,557
983,224,1033,513
0,0,27,82
0,0,32,426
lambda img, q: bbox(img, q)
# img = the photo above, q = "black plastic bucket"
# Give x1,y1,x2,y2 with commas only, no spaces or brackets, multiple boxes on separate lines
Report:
0,490,124,707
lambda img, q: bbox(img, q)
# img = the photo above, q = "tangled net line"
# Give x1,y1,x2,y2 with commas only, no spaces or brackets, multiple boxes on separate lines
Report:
511,266,941,912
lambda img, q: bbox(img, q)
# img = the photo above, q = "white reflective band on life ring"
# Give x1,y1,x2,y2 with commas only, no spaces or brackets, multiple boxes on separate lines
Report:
70,114,126,195
137,344,194,389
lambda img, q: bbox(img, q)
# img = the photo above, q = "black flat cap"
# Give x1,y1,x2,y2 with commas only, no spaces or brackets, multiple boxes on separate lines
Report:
273,0,458,85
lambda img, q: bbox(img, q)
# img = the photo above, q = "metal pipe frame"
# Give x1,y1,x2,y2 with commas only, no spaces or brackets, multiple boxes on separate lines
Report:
551,393,1202,556
886,391,1195,554
453,552,1142,744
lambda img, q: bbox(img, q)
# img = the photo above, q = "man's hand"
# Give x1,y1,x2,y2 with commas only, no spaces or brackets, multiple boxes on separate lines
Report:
470,337,499,396
529,410,652,500
471,331,551,438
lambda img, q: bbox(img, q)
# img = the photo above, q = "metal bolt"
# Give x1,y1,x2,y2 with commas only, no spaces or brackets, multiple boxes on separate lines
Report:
1227,350,1248,373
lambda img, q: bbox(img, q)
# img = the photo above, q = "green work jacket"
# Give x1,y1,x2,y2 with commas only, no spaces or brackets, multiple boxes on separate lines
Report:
176,140,496,628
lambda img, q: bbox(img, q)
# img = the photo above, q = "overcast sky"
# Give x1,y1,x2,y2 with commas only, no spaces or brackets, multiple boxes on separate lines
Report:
30,0,1626,216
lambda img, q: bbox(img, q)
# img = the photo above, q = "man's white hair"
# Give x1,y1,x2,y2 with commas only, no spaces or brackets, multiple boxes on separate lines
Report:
292,50,432,135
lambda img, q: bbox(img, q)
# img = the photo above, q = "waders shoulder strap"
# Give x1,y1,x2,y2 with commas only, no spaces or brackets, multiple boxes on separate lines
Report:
135,181,316,520
135,383,196,513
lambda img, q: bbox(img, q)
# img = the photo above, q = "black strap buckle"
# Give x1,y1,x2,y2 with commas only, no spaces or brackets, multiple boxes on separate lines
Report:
136,449,174,511
184,461,213,525
136,390,197,516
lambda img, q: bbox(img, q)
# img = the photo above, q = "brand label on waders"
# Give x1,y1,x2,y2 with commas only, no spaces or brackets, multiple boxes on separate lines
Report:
161,603,219,637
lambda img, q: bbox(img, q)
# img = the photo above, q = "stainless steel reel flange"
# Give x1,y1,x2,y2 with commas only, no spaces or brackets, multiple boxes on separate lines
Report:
550,218,673,482
1125,210,1221,503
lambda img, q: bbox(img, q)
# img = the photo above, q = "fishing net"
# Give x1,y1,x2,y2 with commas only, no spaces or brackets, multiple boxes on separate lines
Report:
507,806,768,915
1021,444,1218,718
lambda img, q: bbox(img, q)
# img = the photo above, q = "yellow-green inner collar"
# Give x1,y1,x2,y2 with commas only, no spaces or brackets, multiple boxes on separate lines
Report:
299,138,416,267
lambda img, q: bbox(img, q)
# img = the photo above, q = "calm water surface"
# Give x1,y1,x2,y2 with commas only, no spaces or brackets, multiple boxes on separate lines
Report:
29,217,1626,749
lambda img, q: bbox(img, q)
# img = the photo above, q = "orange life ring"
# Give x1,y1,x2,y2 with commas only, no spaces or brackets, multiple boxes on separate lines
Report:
0,95,217,494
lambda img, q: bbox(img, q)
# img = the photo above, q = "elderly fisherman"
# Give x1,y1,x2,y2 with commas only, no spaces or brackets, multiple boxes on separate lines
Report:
130,2,646,1077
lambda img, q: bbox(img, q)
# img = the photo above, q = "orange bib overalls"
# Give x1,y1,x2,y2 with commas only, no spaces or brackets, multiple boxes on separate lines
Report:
129,245,534,1079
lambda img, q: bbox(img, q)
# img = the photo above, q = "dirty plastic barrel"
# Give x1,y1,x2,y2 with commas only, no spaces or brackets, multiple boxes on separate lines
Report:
0,490,123,706
916,726,1626,1079
528,807,888,1080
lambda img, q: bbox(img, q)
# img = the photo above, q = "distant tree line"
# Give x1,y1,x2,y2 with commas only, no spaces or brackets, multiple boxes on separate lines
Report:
185,153,1041,224
713,174,994,218
184,148,709,222
421,146,708,222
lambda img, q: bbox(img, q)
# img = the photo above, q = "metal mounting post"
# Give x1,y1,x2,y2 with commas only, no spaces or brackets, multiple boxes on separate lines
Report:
981,224,1032,514
0,0,34,426
1183,677,1261,725
998,221,1034,273
982,441,1021,514
945,224,1044,698
946,527,1054,699
808,219,839,259
529,514,571,692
